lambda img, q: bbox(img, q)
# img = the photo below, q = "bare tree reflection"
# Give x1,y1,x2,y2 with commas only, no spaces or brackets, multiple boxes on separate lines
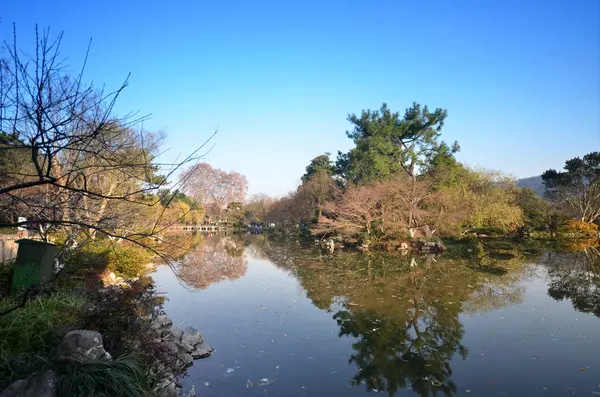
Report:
174,235,248,289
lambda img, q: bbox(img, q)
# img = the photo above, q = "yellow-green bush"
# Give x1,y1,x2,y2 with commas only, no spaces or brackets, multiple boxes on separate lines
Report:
562,220,599,236
105,245,152,278
66,241,152,278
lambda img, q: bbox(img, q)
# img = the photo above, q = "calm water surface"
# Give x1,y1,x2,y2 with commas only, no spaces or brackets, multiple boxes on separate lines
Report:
152,235,600,396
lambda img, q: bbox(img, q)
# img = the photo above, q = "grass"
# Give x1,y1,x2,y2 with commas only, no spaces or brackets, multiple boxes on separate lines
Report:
55,356,160,397
0,292,85,390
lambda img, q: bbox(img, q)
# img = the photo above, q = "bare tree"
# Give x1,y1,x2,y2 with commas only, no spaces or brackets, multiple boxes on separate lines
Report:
313,176,440,242
379,177,435,238
0,26,212,247
180,163,247,221
313,184,382,239
245,193,275,223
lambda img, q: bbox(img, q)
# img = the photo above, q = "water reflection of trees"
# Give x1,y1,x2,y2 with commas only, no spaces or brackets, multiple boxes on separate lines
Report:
253,240,528,397
335,308,465,396
174,234,248,289
545,242,600,317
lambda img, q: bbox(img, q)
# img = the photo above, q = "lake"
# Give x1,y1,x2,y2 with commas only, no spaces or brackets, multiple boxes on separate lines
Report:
152,234,600,397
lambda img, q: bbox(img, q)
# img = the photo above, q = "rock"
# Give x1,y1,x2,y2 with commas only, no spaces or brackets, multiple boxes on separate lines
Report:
177,352,194,368
156,315,173,328
191,343,214,359
173,342,194,368
181,326,203,350
165,341,179,355
418,241,446,253
0,380,27,397
160,327,173,338
0,370,55,397
166,327,184,343
157,379,180,397
56,330,111,362
324,239,335,253
182,386,196,397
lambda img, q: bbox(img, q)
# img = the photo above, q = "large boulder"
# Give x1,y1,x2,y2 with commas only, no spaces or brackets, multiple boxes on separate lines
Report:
156,379,180,397
166,327,184,343
56,330,111,362
0,370,55,397
151,315,174,335
191,343,214,359
180,326,203,351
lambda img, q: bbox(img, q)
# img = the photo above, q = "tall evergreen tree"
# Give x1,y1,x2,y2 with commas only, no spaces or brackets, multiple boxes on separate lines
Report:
336,103,458,184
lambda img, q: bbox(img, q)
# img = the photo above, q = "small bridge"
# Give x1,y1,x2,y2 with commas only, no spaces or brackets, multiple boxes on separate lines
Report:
179,225,228,232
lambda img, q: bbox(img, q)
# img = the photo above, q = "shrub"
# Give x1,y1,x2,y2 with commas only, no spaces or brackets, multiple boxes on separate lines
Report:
105,245,152,278
66,241,151,278
562,220,599,236
562,238,599,252
0,292,84,389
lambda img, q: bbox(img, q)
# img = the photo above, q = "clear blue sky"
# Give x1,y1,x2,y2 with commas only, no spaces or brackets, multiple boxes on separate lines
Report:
2,0,599,197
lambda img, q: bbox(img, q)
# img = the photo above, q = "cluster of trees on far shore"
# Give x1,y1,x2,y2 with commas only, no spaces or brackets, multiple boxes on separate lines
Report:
246,104,599,247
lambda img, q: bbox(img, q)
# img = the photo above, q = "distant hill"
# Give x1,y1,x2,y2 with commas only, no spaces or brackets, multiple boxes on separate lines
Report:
517,176,545,197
